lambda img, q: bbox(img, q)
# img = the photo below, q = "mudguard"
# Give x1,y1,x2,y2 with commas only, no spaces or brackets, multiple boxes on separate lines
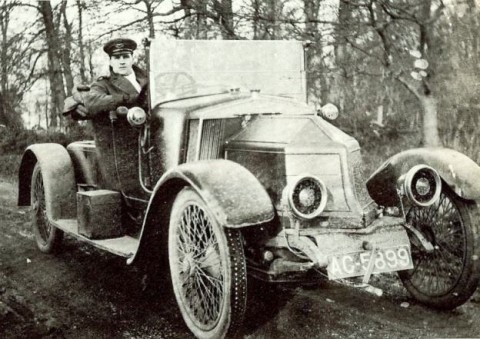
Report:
18,143,76,219
128,159,274,265
66,141,97,186
366,148,480,206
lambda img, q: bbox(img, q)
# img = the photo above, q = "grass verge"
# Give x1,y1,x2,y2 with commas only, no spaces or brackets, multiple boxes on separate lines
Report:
0,154,21,184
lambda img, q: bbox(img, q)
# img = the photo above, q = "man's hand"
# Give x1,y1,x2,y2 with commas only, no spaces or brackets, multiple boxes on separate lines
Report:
72,103,89,119
63,84,91,120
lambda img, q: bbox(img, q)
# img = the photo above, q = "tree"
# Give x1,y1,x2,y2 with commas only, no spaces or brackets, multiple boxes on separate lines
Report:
246,0,286,40
331,0,446,147
0,0,44,129
96,0,184,39
39,0,66,129
181,0,210,39
383,0,446,147
303,0,328,107
60,0,74,96
114,0,164,38
76,0,88,83
0,0,22,128
430,2,480,161
175,0,238,39
0,0,474,147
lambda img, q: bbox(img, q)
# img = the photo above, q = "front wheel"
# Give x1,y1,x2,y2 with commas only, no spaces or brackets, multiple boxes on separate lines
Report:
168,187,247,339
31,163,63,253
399,185,480,309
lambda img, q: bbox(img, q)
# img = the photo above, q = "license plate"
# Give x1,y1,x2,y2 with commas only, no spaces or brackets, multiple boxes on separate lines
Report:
327,246,413,280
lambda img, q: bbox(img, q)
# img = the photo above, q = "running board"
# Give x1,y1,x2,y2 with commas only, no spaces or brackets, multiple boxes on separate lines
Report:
52,219,139,258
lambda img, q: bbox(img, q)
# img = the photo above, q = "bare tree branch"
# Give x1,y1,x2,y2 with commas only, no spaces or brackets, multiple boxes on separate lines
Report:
96,5,188,38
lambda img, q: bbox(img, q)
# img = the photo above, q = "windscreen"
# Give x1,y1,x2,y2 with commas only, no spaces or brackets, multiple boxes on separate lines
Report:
149,39,306,106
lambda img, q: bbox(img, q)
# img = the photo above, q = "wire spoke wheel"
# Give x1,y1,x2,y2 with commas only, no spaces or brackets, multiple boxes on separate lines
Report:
399,186,480,309
176,204,223,328
168,187,246,339
31,163,63,253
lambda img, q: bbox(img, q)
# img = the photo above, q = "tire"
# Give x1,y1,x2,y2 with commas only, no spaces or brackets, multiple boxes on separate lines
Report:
31,163,63,253
168,187,247,339
399,185,480,309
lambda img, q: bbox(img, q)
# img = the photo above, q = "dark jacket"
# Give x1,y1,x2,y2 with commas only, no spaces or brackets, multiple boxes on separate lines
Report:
80,65,149,198
83,65,148,117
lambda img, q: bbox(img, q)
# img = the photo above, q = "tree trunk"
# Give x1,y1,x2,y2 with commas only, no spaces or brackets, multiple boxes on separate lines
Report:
181,0,208,39
0,1,22,129
76,0,87,83
0,3,9,127
249,0,279,40
142,0,155,38
39,0,65,129
0,2,7,104
417,0,442,147
397,75,443,148
217,0,235,39
88,41,94,81
61,0,74,96
266,0,278,39
303,0,325,107
335,0,351,65
420,95,442,147
194,0,208,39
251,0,260,39
44,85,49,128
331,0,354,112
466,0,480,75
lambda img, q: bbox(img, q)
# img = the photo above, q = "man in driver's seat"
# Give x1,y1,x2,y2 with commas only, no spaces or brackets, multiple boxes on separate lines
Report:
67,37,150,199
72,37,148,119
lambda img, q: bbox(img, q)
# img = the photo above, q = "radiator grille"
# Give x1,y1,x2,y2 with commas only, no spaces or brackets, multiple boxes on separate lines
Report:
199,119,226,160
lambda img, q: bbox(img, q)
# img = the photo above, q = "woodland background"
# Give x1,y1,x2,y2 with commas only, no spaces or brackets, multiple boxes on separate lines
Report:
0,0,479,178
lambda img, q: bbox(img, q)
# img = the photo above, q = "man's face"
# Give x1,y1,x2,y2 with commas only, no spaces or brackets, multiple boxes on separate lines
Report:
110,53,133,75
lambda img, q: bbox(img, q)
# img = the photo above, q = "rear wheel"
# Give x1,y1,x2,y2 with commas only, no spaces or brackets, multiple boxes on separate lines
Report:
399,185,480,309
168,187,247,339
31,163,63,253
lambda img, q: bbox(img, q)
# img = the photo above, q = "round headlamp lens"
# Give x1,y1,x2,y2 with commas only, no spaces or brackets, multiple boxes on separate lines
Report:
127,107,147,127
411,169,436,203
415,176,431,196
298,187,316,207
289,176,327,219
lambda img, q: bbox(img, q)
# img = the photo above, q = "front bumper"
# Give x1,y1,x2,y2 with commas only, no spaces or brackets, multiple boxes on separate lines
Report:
261,216,411,280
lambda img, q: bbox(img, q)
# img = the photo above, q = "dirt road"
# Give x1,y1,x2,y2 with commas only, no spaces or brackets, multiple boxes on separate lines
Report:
1,180,480,338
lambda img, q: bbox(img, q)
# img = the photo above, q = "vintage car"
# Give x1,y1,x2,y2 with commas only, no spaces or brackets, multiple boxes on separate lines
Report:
18,39,480,339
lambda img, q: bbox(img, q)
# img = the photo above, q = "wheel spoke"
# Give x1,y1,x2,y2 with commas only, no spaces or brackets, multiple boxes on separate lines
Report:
198,267,223,284
32,169,52,244
192,276,209,323
171,202,226,329
196,271,222,321
435,244,462,276
169,189,247,337
404,190,467,297
193,231,217,258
